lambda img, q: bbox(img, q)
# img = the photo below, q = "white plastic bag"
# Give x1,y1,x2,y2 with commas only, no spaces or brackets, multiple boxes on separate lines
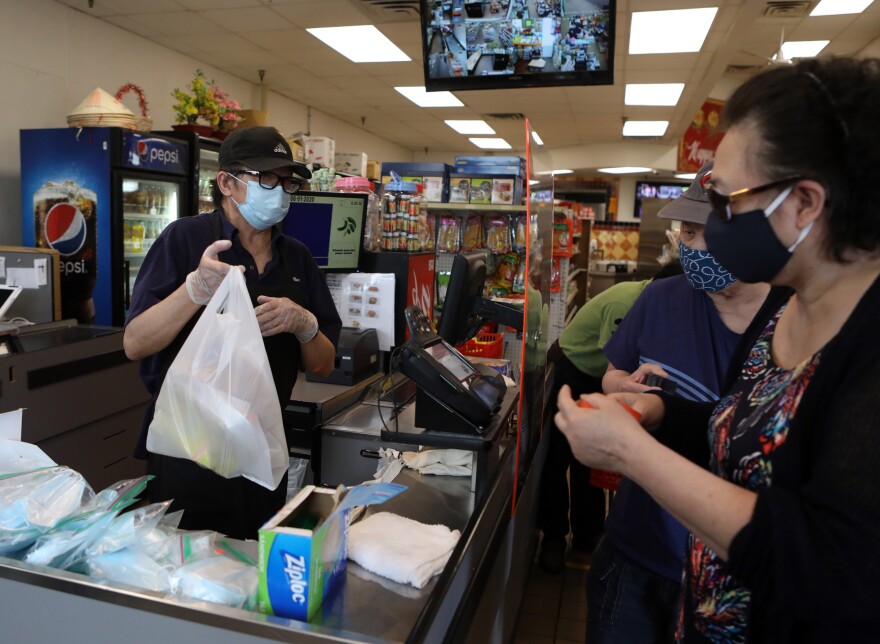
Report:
147,269,287,490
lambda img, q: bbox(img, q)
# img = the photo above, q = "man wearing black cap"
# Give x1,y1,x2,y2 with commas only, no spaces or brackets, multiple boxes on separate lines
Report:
124,126,341,539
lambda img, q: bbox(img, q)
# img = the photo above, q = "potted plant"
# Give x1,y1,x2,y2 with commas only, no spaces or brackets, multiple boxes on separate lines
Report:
211,85,243,140
171,70,241,138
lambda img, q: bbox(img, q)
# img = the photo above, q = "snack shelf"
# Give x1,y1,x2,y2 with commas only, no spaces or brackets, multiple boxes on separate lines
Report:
427,202,527,212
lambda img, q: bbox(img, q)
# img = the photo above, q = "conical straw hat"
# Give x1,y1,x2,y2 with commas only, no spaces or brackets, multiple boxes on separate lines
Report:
68,87,136,117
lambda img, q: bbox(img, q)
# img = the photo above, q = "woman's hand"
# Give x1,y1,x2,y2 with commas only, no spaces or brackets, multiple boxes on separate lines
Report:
606,392,666,433
555,385,650,474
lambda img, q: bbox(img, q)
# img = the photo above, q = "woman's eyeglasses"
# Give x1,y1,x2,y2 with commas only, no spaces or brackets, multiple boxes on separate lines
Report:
705,176,804,222
236,169,305,195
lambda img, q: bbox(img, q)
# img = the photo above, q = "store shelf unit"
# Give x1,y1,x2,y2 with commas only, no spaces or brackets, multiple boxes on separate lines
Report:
428,203,527,376
568,218,593,313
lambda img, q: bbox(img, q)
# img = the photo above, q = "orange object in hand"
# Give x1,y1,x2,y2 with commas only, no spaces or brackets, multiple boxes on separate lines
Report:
576,399,640,491
577,399,642,422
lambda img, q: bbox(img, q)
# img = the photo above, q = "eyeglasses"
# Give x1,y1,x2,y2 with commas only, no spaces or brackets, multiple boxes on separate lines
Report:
705,176,804,222
235,170,304,195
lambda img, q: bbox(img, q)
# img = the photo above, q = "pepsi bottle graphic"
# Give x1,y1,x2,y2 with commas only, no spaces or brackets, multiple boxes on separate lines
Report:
34,180,97,323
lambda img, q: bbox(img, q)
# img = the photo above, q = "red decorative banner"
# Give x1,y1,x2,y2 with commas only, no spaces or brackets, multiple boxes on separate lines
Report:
678,98,726,173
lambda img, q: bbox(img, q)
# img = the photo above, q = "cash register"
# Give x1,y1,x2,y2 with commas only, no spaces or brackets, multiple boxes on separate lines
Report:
398,252,523,435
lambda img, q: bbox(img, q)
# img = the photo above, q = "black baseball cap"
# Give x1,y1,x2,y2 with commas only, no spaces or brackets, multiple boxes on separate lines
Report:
657,161,713,225
219,126,312,179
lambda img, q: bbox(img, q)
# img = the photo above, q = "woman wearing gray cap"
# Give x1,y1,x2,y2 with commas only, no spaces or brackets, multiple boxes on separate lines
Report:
124,126,341,539
558,57,880,641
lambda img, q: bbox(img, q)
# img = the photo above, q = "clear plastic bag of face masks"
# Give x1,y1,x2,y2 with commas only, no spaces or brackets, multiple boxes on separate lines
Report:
85,501,173,559
87,548,176,593
23,476,152,571
0,466,94,556
169,554,258,610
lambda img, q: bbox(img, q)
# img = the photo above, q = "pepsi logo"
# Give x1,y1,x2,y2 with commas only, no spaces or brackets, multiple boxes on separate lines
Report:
137,139,148,161
45,203,87,256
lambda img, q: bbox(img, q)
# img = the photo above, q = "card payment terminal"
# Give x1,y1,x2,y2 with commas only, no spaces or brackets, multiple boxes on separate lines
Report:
399,306,506,434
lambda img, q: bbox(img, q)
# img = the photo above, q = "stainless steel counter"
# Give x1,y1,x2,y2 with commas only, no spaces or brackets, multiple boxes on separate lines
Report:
0,445,516,643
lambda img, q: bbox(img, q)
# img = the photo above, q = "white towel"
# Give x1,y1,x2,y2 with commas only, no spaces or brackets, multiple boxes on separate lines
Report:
401,449,472,476
347,512,460,589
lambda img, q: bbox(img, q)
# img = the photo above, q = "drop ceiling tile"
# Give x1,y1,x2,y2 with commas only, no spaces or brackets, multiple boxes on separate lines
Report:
177,0,261,9
837,15,880,41
200,6,294,31
269,0,371,28
790,15,852,40
102,15,165,38
183,33,262,52
152,35,206,56
239,28,309,49
96,0,185,15
625,53,701,72
56,0,117,16
121,11,227,36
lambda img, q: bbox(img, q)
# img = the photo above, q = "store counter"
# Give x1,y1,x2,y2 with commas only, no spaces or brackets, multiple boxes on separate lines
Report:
0,321,149,490
0,419,526,643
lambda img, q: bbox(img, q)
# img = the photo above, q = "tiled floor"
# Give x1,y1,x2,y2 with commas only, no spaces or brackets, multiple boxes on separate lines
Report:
513,549,591,643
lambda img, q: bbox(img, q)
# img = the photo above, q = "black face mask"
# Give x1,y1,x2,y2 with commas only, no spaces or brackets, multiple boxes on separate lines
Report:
705,186,813,284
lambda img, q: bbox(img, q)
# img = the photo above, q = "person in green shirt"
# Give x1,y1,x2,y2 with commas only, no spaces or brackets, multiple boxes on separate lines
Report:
538,263,681,573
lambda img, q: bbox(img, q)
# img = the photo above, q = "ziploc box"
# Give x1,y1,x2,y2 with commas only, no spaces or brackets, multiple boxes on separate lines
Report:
258,481,405,622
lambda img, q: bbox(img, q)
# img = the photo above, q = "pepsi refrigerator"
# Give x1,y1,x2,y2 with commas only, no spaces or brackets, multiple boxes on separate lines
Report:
155,129,222,216
20,127,189,326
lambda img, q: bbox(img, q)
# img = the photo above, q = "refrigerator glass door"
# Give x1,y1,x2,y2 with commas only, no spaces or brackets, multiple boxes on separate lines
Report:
122,177,181,306
198,147,219,214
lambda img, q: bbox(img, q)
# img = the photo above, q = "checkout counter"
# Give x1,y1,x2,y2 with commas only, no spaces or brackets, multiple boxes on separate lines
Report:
0,320,538,643
0,320,149,489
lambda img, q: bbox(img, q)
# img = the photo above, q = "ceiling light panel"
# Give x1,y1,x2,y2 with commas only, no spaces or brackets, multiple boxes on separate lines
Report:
445,120,496,134
307,25,410,63
598,166,654,174
780,40,830,59
675,173,697,180
811,0,874,16
469,138,512,149
531,131,544,145
625,83,685,106
622,120,669,136
395,86,464,107
629,8,718,55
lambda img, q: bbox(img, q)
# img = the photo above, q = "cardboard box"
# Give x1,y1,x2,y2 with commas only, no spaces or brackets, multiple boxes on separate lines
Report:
258,482,405,621
334,151,369,177
449,176,471,203
469,178,493,204
366,160,382,182
422,176,444,203
491,178,515,205
303,136,336,168
285,139,306,163
381,163,451,202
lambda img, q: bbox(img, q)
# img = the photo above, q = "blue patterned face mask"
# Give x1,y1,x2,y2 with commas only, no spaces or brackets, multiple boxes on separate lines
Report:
678,241,738,292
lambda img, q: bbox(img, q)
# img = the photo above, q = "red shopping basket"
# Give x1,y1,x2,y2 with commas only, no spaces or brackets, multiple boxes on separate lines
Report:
455,332,504,359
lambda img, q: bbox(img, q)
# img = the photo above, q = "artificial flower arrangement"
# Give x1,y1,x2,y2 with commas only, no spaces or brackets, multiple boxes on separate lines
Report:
171,69,242,131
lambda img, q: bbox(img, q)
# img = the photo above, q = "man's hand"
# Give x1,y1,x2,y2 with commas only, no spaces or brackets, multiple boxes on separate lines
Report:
616,363,669,393
255,295,319,342
185,240,241,305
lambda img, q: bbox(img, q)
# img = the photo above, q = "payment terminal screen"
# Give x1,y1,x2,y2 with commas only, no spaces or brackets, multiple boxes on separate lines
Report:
428,340,475,381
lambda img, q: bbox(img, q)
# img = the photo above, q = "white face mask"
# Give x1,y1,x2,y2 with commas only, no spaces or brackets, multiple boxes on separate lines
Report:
228,173,290,230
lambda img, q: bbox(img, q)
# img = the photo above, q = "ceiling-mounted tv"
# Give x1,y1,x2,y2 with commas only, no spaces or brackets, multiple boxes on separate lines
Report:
420,0,615,92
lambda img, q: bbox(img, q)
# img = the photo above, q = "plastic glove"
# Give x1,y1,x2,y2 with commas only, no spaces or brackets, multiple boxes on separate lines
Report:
255,295,318,342
185,240,239,305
